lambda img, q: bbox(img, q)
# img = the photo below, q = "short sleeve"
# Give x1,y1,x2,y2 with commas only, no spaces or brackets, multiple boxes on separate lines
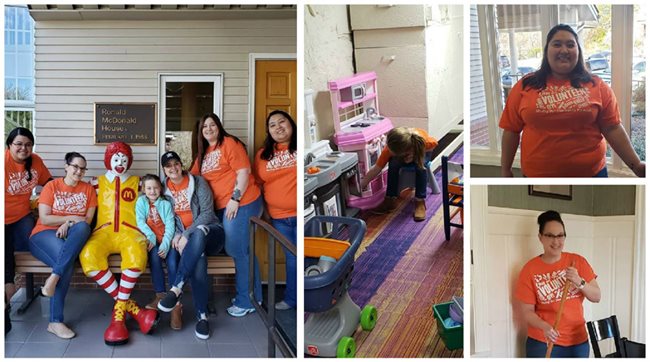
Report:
189,158,200,175
577,255,597,283
514,263,537,305
225,137,251,172
33,154,52,186
253,149,265,186
499,79,526,133
596,78,621,130
375,147,391,169
38,180,55,207
87,183,98,209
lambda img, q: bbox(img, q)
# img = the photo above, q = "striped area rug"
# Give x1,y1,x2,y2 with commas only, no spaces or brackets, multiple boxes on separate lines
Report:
348,147,464,358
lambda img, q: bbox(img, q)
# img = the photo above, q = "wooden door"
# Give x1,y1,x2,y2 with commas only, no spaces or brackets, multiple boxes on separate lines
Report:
253,59,297,283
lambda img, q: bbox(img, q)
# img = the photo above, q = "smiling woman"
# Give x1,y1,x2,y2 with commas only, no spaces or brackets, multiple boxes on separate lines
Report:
514,210,601,358
499,24,645,177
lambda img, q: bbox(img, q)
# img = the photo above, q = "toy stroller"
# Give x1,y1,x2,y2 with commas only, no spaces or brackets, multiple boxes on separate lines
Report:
304,215,377,358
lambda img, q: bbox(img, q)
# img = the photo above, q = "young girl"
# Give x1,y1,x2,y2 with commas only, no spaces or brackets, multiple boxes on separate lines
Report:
135,174,178,326
360,127,438,222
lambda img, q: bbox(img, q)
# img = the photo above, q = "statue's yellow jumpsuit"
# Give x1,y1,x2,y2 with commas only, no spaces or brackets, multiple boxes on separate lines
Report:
79,174,147,274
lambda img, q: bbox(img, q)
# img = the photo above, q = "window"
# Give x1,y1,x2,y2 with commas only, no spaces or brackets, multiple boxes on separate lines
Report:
470,5,645,174
5,6,35,140
159,75,223,171
4,6,34,102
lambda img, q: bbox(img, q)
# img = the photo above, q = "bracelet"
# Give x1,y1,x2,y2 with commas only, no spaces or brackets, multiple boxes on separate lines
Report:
231,197,241,203
67,220,74,227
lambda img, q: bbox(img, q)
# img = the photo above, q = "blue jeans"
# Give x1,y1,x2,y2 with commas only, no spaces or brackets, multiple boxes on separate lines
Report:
526,337,589,358
28,222,91,322
167,224,224,317
218,196,263,309
387,157,428,199
148,245,178,293
272,217,297,308
594,167,608,177
5,214,35,283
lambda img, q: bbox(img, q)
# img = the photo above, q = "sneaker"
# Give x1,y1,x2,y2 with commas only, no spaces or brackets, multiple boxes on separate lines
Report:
195,318,210,340
231,297,262,306
226,304,256,318
158,291,181,312
275,301,293,310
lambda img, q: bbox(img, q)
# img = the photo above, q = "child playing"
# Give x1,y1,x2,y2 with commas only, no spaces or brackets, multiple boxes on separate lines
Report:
135,174,179,327
360,127,438,222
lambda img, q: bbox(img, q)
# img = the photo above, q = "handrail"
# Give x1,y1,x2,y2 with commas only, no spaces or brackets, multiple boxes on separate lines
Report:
249,216,296,358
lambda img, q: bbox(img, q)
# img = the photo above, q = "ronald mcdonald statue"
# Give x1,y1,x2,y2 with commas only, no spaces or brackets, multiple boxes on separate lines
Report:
79,142,158,345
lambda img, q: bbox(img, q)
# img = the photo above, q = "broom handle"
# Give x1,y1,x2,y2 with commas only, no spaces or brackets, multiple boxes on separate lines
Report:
545,260,576,358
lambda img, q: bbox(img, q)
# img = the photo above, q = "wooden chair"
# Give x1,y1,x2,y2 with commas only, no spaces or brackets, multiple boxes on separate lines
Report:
442,155,463,240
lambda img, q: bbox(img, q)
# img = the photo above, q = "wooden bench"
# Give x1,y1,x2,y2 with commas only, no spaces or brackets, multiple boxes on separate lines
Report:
14,251,235,314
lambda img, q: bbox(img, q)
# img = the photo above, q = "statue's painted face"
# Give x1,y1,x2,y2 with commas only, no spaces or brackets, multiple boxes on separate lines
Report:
110,152,130,175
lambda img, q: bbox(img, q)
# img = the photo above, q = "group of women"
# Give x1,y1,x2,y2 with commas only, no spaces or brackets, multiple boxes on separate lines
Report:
4,110,297,340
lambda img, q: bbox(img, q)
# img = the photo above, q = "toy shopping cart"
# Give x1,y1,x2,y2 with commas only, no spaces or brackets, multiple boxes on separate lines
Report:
304,215,377,358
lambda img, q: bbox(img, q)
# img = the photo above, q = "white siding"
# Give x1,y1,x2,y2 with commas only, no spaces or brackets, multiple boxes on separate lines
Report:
33,19,296,178
469,5,488,123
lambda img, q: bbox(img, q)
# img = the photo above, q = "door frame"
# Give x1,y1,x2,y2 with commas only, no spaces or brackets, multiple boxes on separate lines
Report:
157,73,223,175
247,53,296,157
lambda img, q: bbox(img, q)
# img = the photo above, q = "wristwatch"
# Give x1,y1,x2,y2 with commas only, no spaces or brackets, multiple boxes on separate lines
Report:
578,278,586,289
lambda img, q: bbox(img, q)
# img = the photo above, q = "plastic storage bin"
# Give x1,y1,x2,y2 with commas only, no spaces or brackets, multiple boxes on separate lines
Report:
433,301,463,350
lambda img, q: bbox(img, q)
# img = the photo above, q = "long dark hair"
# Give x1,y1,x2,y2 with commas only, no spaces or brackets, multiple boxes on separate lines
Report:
260,110,297,161
537,210,566,235
192,113,246,174
522,24,594,91
6,127,35,181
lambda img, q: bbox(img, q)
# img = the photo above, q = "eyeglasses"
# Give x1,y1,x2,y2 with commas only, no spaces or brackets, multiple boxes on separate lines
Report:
12,142,34,149
542,233,566,240
67,163,88,173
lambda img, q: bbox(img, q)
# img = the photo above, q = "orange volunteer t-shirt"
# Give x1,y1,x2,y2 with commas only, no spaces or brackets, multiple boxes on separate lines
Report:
375,128,438,169
190,136,261,210
514,252,597,347
166,175,193,229
5,149,53,224
499,76,620,177
30,178,98,236
146,201,166,243
254,144,297,219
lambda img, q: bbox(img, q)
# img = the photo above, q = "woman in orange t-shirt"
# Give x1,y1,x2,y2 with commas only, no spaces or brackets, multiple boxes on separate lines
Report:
190,113,263,317
514,210,601,357
254,110,297,310
360,127,438,222
5,127,52,332
28,152,97,339
500,24,644,178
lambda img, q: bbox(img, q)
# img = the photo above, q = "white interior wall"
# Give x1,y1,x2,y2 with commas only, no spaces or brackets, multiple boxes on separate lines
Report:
424,5,464,139
303,5,354,145
471,198,637,357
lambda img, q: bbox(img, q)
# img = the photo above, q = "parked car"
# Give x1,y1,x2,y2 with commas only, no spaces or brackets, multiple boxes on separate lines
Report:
501,66,536,87
588,51,611,63
586,57,610,73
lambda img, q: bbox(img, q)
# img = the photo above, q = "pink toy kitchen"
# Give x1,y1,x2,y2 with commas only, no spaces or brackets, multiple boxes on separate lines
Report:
328,71,393,210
